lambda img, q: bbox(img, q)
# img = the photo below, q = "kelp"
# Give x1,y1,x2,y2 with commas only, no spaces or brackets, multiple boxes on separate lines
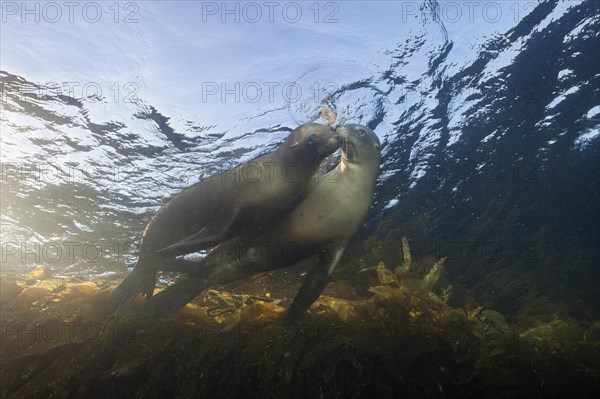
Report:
1,240,599,399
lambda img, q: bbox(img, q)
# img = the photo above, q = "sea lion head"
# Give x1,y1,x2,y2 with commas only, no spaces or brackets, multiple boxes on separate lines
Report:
284,123,341,162
335,124,381,165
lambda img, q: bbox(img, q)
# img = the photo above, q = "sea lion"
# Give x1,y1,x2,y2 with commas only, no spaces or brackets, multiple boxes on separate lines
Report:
145,124,381,323
111,123,341,316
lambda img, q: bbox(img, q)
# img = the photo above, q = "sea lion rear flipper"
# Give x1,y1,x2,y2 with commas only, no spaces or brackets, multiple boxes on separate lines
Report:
145,277,209,321
283,240,348,324
110,265,157,318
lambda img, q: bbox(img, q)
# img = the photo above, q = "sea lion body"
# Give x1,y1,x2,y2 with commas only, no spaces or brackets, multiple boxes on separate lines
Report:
111,123,340,316
146,124,381,322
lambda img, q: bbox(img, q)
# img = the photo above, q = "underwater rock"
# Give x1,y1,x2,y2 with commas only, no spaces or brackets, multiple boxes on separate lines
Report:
26,266,51,281
0,276,22,302
15,286,51,303
71,282,99,296
58,282,100,299
8,286,51,312
520,319,586,349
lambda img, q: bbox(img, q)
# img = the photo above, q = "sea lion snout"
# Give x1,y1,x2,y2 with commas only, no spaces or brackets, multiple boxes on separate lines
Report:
335,124,349,139
288,123,340,155
336,124,381,147
323,130,342,151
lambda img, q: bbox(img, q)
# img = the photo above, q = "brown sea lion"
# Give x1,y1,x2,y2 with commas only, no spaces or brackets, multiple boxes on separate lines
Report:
111,123,341,316
145,124,381,323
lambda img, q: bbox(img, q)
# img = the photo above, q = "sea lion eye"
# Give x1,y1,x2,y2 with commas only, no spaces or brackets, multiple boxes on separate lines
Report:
306,132,319,146
357,128,367,138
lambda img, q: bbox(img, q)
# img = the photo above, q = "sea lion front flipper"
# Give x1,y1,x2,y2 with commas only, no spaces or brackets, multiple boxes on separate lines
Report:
154,227,210,254
283,240,349,324
155,209,239,255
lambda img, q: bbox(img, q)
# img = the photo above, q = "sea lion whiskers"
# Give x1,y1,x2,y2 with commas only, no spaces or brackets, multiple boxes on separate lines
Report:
339,131,352,160
340,130,362,165
349,137,362,163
